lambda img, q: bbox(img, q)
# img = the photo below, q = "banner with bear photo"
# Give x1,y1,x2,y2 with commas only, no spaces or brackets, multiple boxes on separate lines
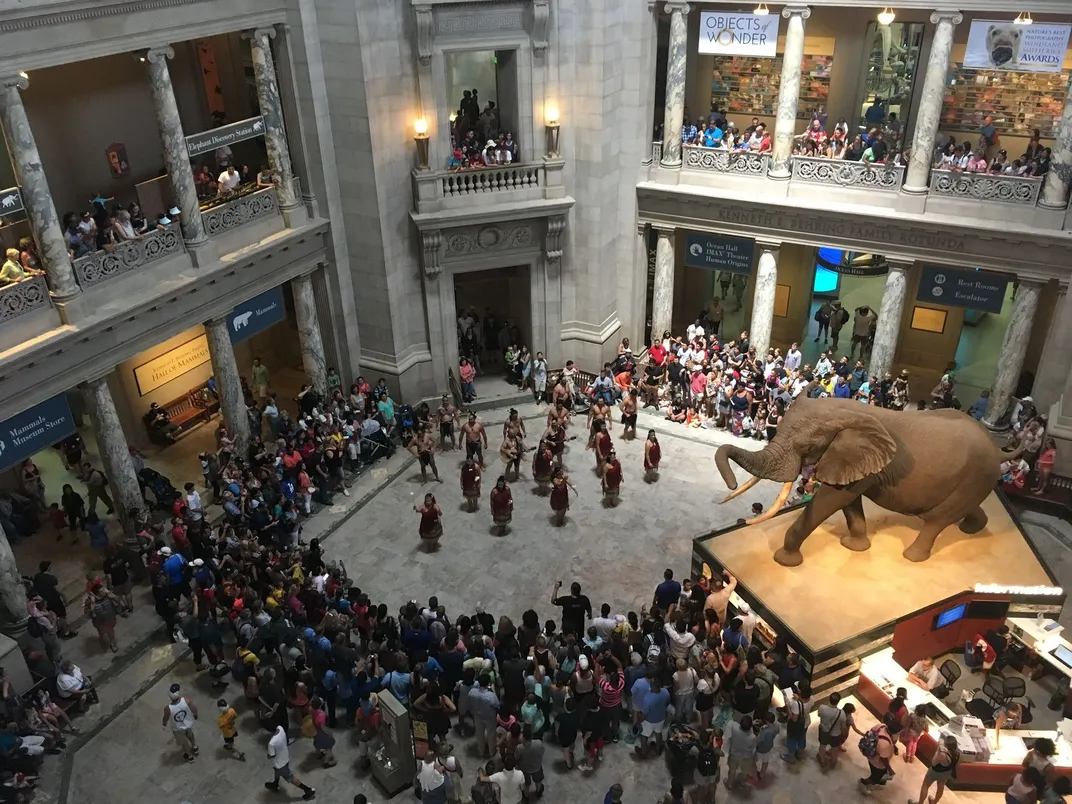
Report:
964,19,1071,73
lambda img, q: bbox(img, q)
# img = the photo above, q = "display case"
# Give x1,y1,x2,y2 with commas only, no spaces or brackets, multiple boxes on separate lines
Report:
709,55,832,119
940,64,1070,138
369,690,415,798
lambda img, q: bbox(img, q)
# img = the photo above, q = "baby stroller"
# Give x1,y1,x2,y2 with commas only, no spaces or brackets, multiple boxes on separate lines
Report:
396,404,417,443
139,467,181,511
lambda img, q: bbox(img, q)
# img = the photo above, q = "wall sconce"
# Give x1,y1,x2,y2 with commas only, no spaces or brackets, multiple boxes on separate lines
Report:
877,7,896,25
1014,10,1033,25
413,118,429,170
545,105,560,158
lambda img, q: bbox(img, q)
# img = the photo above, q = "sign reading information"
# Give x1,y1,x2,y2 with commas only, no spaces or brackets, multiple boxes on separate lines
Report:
964,19,1071,73
185,116,266,157
229,286,286,345
134,335,212,396
684,233,755,274
917,266,1009,314
698,11,780,57
0,395,75,472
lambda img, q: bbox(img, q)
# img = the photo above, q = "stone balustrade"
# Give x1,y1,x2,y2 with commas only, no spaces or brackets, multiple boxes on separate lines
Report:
203,186,280,237
791,156,906,192
412,159,565,214
682,145,770,176
928,169,1044,206
72,223,184,288
0,274,50,323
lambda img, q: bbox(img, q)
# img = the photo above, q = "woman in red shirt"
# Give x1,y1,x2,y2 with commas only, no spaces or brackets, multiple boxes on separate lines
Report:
460,459,482,512
644,430,661,482
490,476,513,537
415,493,443,550
1033,438,1057,495
601,452,623,507
532,439,554,495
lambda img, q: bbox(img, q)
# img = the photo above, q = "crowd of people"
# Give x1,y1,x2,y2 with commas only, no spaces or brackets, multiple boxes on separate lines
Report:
933,121,1052,179
448,89,520,170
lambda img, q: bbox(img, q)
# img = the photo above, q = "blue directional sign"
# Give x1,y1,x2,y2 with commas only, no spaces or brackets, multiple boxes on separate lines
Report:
228,286,286,344
917,266,1009,314
0,395,76,472
684,233,755,274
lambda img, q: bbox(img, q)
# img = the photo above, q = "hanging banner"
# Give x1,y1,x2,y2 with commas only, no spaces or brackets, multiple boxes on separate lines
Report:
0,186,24,216
963,20,1071,73
0,395,76,472
185,116,265,157
684,233,755,274
816,252,889,277
698,11,780,57
917,266,1009,313
229,286,286,344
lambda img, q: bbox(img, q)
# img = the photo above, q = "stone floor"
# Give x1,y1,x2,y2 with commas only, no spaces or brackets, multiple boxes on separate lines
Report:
36,398,1054,804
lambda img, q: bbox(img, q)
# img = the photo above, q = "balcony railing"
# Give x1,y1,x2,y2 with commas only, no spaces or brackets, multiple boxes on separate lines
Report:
412,159,564,214
928,169,1044,206
0,275,50,323
791,156,905,192
683,145,770,176
203,186,280,237
651,141,662,164
72,223,184,289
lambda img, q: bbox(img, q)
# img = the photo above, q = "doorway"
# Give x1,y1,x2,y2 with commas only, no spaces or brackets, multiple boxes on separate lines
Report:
801,248,887,366
453,266,531,402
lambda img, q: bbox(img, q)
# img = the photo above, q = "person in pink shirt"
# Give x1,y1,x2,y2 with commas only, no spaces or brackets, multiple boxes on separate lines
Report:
965,148,989,172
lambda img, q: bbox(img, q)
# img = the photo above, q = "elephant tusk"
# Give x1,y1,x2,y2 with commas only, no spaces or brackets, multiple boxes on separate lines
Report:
720,475,760,504
745,481,794,525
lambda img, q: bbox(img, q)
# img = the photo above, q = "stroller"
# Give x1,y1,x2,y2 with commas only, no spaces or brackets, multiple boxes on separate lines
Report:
396,404,417,443
139,467,182,511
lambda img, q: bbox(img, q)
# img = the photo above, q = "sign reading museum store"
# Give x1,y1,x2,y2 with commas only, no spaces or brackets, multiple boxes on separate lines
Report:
698,11,780,57
0,395,76,473
186,116,266,158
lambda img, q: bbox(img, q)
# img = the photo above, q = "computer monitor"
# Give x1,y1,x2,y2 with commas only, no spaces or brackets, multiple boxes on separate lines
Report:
1051,644,1072,669
934,603,967,630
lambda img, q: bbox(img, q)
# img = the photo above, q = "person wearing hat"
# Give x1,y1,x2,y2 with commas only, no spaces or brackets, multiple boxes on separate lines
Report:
161,683,199,762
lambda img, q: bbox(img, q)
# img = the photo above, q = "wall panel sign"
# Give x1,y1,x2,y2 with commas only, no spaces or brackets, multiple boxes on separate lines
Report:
185,116,265,157
964,19,1071,73
134,334,211,396
684,233,755,274
0,186,24,215
916,266,1008,314
0,395,75,472
229,286,286,345
698,11,779,57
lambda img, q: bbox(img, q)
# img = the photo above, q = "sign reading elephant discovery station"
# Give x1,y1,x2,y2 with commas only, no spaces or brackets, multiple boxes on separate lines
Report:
698,11,779,57
964,19,1071,73
229,286,286,344
0,395,76,472
917,266,1009,313
186,116,266,157
684,233,755,274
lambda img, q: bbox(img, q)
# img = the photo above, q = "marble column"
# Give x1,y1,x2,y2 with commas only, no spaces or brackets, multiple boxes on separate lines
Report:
750,242,780,358
0,74,80,302
145,47,207,249
868,259,911,381
1032,285,1072,413
248,28,298,215
660,3,690,167
904,11,963,193
1041,94,1072,209
292,271,328,398
0,531,28,636
770,5,811,179
83,374,145,544
204,316,250,458
635,222,652,345
983,279,1043,430
651,226,675,343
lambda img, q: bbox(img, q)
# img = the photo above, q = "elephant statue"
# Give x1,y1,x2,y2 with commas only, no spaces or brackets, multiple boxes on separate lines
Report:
715,397,1012,566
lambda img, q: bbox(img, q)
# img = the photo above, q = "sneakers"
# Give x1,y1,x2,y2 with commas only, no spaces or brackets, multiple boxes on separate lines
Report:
342,488,350,497
302,789,316,800
264,782,280,792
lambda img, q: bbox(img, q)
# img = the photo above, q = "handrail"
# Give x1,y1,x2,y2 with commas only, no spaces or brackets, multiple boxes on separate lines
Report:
72,223,184,288
790,155,905,192
202,186,280,237
682,145,769,176
929,169,1044,206
0,274,50,323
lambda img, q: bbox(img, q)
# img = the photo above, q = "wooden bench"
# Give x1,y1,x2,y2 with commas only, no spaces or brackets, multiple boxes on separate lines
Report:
144,382,220,442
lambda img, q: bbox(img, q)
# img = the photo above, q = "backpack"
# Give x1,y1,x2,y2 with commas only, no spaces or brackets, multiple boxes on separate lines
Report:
697,744,719,776
26,616,43,639
859,728,880,758
644,630,665,665
231,657,247,682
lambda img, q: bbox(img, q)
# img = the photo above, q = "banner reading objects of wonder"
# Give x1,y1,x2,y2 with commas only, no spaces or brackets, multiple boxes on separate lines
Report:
963,19,1071,73
698,11,780,57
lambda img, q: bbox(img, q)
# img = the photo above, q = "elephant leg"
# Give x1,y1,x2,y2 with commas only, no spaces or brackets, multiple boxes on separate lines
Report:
959,505,988,534
775,485,862,567
839,496,871,552
904,520,955,563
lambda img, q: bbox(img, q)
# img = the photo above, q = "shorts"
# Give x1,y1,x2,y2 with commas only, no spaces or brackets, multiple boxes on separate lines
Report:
524,769,545,786
254,384,267,398
274,762,295,782
621,413,637,427
419,452,432,467
224,735,236,745
728,755,755,778
640,719,664,738
818,728,839,746
925,767,954,784
440,422,454,438
174,729,196,752
466,441,483,460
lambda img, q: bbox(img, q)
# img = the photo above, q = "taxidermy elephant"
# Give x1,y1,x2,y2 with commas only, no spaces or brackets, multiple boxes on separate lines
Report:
715,397,1010,566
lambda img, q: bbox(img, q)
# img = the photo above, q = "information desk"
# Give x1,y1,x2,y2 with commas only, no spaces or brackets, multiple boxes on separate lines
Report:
858,647,1072,790
1009,616,1072,680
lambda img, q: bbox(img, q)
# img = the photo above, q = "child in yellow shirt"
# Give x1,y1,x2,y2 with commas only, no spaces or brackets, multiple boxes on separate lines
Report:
216,699,246,761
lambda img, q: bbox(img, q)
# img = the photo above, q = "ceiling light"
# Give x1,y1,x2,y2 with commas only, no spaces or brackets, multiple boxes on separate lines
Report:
1015,11,1033,25
753,3,770,15
877,7,896,25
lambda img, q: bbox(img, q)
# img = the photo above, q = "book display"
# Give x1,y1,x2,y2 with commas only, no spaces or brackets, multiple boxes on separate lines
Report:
940,64,1070,137
709,55,832,119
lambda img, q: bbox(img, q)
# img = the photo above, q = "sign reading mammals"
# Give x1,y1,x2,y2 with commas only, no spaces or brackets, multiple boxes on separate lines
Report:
228,286,286,344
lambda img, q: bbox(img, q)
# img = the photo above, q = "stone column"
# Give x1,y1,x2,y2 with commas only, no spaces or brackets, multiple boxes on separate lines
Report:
145,47,208,253
904,11,963,193
204,316,250,458
0,74,81,304
292,271,328,398
635,222,651,345
651,226,675,343
983,279,1043,430
83,374,145,544
1041,94,1072,209
1032,284,1072,412
770,5,811,179
0,531,28,636
868,258,912,381
247,28,299,220
750,242,780,358
659,3,690,167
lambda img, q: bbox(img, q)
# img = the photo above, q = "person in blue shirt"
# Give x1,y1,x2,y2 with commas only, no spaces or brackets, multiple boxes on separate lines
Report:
652,569,681,611
967,390,990,420
681,121,698,145
849,360,868,393
703,124,723,148
636,675,671,758
833,376,852,399
722,617,750,653
865,97,886,125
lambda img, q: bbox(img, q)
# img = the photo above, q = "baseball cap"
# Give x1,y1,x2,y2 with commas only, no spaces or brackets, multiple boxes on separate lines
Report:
159,546,172,556
168,683,181,700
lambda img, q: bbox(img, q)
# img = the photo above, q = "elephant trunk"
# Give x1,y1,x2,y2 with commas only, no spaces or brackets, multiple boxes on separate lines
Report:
715,441,800,489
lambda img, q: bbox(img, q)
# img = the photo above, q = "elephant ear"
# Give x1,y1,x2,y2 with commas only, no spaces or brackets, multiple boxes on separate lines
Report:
813,416,897,486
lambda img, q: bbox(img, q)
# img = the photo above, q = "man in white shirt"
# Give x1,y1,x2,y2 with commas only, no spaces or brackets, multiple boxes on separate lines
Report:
266,725,316,799
217,165,241,193
785,343,802,371
591,603,620,643
737,602,758,645
664,616,696,660
686,319,705,342
907,657,943,691
184,483,204,527
489,756,526,801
